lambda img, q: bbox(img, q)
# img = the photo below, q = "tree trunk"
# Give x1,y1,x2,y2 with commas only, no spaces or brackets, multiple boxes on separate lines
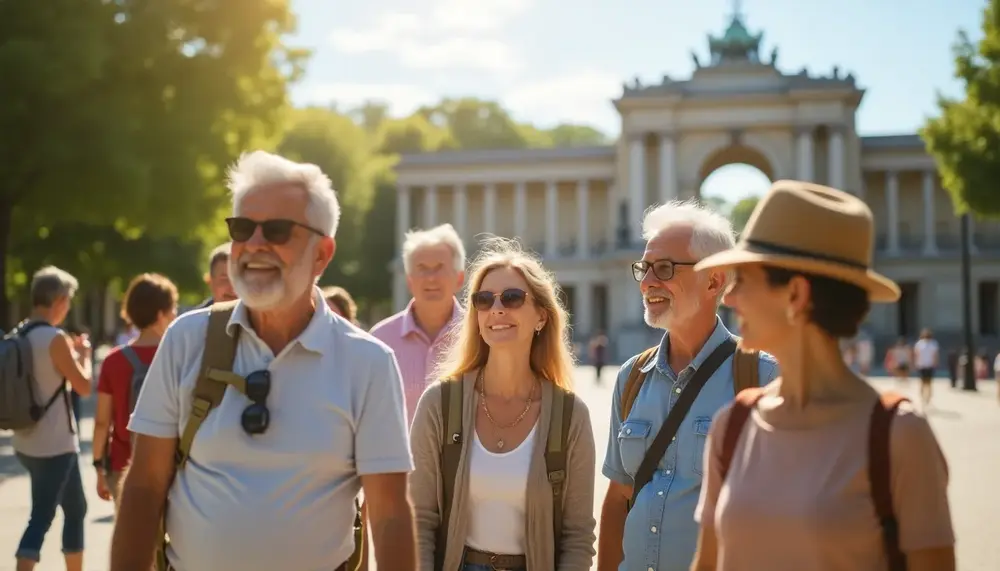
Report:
0,197,12,329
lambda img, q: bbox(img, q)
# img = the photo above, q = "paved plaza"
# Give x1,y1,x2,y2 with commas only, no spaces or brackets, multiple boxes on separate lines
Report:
1,369,997,570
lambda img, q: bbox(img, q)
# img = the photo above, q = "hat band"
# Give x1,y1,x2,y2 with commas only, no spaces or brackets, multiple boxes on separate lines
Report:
745,239,869,271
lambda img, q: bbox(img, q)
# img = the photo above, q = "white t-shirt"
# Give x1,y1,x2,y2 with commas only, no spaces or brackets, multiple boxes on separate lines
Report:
129,288,413,571
913,339,939,369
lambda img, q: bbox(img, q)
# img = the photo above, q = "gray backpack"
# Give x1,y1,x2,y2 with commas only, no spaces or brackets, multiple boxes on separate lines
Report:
121,345,150,416
0,321,70,431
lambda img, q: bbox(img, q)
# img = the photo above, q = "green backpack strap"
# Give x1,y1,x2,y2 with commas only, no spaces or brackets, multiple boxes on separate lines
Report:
156,301,240,571
546,386,575,564
437,379,464,571
621,346,659,420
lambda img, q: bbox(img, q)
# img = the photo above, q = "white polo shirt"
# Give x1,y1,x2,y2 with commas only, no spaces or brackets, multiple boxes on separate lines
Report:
129,288,413,571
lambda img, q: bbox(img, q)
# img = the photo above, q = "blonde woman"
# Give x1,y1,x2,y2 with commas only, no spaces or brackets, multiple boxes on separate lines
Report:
410,238,597,571
690,181,955,571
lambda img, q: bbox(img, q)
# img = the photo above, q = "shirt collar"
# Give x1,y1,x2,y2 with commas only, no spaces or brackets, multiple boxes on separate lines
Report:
225,286,335,354
401,297,463,342
640,315,734,376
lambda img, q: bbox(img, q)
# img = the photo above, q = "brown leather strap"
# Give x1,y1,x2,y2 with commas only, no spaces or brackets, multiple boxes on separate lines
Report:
719,387,766,482
869,392,909,571
463,548,527,569
546,387,574,563
621,346,658,420
731,344,760,394
438,379,463,571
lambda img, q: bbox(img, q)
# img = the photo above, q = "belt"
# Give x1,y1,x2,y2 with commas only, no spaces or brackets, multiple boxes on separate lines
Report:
168,562,347,570
463,548,526,570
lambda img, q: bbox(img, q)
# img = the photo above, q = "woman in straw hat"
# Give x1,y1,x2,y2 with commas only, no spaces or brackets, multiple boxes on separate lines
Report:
688,181,955,571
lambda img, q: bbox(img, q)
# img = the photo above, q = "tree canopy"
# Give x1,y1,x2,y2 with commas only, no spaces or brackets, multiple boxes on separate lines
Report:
921,0,1000,217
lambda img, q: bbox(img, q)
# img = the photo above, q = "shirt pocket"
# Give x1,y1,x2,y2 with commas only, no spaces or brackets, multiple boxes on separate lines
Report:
617,419,652,477
692,416,712,477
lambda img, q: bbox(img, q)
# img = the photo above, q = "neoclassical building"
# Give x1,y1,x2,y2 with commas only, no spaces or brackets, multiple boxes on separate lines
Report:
392,13,1000,361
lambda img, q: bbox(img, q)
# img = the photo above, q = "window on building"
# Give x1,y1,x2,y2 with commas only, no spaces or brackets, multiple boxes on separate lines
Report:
979,281,998,336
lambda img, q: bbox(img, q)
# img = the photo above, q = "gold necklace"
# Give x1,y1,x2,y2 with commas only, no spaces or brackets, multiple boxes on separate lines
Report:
478,371,536,450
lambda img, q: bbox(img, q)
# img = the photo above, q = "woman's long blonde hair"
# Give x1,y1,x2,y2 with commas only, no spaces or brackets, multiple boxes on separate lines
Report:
435,237,576,391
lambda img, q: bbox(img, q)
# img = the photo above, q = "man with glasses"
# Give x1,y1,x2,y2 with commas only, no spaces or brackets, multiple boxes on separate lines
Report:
597,200,778,571
111,151,416,571
371,223,465,424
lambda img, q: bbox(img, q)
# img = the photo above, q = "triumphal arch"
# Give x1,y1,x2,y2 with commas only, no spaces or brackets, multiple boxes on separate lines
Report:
393,12,1000,360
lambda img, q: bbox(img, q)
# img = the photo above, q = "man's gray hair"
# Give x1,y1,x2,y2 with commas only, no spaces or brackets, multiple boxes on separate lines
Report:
402,223,466,274
208,242,231,271
227,150,342,238
31,266,79,308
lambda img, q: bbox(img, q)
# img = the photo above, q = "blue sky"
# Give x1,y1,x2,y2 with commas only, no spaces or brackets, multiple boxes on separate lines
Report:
289,0,985,201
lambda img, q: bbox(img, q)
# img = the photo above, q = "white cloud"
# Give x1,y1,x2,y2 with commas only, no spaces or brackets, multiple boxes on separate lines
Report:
298,83,437,116
329,0,529,73
503,70,623,132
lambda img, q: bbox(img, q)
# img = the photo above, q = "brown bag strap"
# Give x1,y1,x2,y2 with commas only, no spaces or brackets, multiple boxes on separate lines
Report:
869,392,909,571
621,346,658,420
437,379,464,571
546,387,574,562
719,387,766,482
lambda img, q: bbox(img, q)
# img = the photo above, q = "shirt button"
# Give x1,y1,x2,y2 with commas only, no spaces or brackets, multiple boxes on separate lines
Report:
674,387,681,394
648,567,655,571
666,470,672,475
651,526,658,533
625,428,632,435
658,490,664,496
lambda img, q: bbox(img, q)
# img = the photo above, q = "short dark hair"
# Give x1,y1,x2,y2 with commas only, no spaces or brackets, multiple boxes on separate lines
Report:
122,273,178,330
208,242,231,277
762,266,870,338
322,286,358,324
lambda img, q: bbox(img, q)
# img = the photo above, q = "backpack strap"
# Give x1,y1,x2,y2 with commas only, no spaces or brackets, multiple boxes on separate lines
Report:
731,342,760,394
437,378,464,571
546,386,574,560
621,346,658,420
719,387,766,482
175,301,240,468
869,392,909,571
121,345,144,371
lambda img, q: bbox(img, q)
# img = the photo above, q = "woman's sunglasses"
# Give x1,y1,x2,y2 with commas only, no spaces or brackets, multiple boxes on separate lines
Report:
225,217,326,245
471,288,528,311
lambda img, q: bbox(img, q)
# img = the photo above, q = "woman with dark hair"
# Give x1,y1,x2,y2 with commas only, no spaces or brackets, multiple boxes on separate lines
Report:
323,285,359,325
689,181,955,571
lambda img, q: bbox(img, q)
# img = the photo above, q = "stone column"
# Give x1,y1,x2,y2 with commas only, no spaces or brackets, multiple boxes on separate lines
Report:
483,183,497,234
886,171,900,254
922,172,937,254
577,180,590,258
796,127,814,182
628,136,646,244
392,265,407,311
606,182,617,250
424,185,438,227
575,282,594,337
514,181,527,240
396,185,410,242
453,184,467,240
658,132,677,205
827,127,845,189
545,181,558,258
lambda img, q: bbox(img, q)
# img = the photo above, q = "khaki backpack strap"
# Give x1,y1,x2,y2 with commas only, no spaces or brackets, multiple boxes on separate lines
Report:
869,392,909,571
546,387,575,559
176,301,240,468
719,387,766,482
731,342,760,395
621,346,659,420
437,379,464,571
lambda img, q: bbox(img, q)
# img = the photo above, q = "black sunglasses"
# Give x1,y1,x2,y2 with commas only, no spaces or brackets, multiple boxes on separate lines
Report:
240,370,271,435
471,288,528,311
225,217,326,245
631,259,697,282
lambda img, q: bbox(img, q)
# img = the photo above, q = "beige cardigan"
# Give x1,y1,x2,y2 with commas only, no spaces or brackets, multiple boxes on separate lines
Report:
409,372,597,571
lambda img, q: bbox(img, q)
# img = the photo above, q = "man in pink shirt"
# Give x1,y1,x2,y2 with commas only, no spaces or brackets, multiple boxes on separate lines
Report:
371,223,465,423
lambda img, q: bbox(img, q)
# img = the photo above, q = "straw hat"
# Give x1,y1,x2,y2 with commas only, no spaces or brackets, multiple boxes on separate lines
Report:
695,180,901,303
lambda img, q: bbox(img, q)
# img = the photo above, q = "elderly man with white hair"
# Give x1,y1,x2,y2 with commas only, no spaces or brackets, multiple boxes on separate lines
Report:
371,222,465,423
110,151,415,571
597,200,779,571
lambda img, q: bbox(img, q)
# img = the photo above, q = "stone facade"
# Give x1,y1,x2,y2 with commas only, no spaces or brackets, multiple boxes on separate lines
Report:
392,14,1000,361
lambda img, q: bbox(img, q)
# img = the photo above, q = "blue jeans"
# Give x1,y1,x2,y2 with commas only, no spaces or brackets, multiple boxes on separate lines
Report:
462,565,526,571
15,452,87,562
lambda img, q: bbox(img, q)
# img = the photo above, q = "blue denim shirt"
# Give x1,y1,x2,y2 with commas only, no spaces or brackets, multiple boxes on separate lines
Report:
602,317,779,571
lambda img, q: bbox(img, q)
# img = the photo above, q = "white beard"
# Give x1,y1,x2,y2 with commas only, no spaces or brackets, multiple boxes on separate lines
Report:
231,244,315,311
644,295,702,331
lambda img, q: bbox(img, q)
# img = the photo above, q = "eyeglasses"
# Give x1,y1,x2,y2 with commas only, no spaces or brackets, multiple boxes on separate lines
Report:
240,370,271,435
471,288,528,311
225,217,326,245
631,259,697,282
